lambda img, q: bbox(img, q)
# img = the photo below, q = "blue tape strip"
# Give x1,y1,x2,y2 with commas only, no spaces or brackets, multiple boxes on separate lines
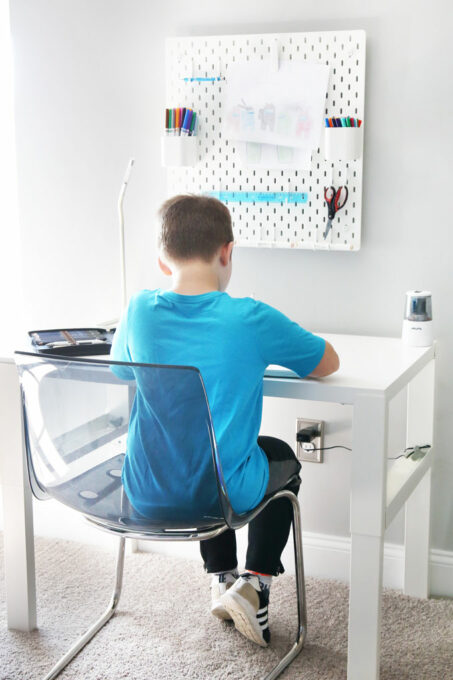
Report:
206,191,308,204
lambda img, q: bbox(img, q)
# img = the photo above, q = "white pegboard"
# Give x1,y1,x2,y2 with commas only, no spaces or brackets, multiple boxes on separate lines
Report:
165,30,366,251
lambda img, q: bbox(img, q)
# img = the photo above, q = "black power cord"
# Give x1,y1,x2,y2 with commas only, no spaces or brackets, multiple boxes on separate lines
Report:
308,445,352,452
308,444,431,459
388,444,431,461
297,424,352,452
296,426,431,460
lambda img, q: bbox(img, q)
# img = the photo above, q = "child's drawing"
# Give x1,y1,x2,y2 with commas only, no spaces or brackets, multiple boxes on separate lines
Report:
258,103,276,131
224,59,329,151
240,102,255,132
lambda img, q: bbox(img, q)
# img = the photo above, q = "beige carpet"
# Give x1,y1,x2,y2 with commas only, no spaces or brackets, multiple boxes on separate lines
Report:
1,535,452,680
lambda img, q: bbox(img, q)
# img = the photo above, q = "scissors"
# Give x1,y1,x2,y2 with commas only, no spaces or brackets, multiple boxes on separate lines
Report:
323,185,348,239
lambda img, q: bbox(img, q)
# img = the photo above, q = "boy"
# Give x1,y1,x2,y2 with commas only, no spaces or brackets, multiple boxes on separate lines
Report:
111,194,339,647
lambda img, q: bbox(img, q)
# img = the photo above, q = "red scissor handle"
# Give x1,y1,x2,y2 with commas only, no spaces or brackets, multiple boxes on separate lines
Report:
334,185,348,211
324,186,336,203
324,186,336,219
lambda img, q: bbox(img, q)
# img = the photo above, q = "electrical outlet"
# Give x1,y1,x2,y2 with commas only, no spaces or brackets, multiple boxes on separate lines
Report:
296,418,324,463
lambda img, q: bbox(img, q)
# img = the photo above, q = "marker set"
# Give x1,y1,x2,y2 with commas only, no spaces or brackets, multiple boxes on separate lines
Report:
325,116,362,128
165,108,197,136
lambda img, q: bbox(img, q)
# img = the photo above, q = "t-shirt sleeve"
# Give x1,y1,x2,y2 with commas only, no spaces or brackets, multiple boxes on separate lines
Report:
253,301,326,378
110,308,135,381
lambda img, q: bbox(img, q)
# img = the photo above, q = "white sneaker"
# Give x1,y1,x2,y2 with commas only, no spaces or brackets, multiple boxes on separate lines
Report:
220,573,271,647
210,572,237,620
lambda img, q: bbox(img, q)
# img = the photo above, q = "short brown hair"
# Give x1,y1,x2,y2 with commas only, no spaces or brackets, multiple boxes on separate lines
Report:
158,194,233,262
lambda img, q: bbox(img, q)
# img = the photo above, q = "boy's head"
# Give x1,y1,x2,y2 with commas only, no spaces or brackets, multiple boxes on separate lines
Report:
158,194,234,291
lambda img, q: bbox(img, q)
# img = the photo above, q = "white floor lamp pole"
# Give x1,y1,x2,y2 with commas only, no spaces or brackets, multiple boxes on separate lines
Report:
118,158,135,311
98,159,135,329
115,158,139,555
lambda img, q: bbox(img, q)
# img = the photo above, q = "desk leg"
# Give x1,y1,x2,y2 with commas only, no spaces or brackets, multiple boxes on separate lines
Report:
348,533,384,679
404,470,431,597
0,361,37,631
348,394,388,680
404,360,435,598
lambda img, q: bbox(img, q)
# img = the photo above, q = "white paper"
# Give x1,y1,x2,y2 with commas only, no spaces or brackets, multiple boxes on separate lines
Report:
237,142,312,171
224,59,330,151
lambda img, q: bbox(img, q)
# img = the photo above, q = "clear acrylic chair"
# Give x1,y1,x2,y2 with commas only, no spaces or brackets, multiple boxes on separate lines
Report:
15,352,307,680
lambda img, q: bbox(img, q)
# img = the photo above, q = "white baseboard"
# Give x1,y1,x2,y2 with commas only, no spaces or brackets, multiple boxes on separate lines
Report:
300,531,453,598
138,529,453,598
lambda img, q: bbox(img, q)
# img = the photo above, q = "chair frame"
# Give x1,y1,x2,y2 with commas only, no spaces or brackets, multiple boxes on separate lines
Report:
41,490,306,680
16,353,307,680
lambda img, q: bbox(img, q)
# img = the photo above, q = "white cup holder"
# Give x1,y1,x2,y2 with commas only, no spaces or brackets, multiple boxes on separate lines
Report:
324,126,363,161
161,136,198,167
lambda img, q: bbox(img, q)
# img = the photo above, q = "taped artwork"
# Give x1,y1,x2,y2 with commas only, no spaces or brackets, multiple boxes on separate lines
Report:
224,59,330,151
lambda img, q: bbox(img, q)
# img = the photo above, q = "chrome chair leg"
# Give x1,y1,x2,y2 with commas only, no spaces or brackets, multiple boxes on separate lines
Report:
42,537,126,680
263,492,307,680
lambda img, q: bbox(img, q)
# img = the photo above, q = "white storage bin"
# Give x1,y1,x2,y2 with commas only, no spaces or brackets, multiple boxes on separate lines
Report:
161,136,198,167
324,126,363,161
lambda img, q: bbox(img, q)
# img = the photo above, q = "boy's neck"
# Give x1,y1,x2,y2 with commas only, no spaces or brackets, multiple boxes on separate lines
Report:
171,263,221,295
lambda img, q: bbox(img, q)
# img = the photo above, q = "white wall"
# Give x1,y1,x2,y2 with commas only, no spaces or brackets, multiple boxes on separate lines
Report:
0,0,23,343
8,0,453,565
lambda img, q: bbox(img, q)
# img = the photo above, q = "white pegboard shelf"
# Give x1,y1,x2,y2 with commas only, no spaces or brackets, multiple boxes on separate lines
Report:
165,30,366,251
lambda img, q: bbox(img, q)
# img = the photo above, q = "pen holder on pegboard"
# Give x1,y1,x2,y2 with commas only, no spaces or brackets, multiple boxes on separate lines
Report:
161,136,198,167
324,126,363,161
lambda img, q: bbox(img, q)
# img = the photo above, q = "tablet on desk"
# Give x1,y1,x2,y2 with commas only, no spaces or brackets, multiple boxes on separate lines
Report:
28,328,115,356
265,365,299,378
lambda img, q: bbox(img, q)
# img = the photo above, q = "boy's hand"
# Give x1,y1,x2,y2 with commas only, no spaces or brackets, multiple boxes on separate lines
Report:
309,340,339,378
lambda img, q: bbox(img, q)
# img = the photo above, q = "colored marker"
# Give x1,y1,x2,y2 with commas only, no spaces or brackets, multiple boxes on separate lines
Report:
165,108,170,135
178,107,184,134
181,108,192,135
189,112,197,136
325,117,330,128
178,107,183,134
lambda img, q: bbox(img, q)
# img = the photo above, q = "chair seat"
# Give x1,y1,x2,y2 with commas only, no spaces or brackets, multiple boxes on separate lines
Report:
49,453,227,532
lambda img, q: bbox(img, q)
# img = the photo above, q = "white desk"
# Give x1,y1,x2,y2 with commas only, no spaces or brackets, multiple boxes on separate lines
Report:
0,334,436,680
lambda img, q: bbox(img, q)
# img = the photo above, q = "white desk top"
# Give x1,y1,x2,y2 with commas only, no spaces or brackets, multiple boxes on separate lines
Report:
1,332,435,403
264,333,435,403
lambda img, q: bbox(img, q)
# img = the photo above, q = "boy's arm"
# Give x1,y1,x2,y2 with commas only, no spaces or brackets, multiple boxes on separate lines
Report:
253,301,339,379
110,309,135,381
307,340,339,377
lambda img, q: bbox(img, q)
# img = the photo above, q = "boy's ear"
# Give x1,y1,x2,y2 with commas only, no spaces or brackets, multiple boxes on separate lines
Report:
158,256,172,276
219,241,234,266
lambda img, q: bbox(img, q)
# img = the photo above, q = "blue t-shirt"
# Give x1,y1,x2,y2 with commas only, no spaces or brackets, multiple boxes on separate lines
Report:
111,289,325,515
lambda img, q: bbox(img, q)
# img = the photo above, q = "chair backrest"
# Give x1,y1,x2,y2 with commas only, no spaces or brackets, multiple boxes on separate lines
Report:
15,352,236,531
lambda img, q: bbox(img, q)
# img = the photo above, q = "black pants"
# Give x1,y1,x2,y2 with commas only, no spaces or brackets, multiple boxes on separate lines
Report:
200,436,301,576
